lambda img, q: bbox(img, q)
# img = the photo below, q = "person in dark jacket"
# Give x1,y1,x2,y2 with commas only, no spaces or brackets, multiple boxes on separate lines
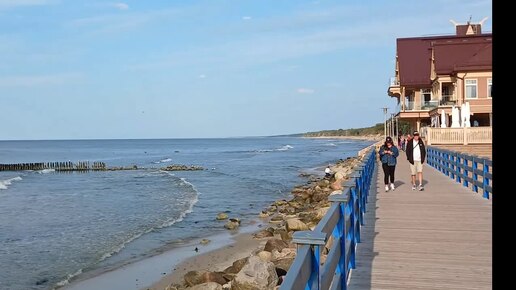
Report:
379,136,399,192
405,131,426,191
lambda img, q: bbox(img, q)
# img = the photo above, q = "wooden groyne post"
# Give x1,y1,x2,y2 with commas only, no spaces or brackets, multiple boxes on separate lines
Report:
0,161,107,172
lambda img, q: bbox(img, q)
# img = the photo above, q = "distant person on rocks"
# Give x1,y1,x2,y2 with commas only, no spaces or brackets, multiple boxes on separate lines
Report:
406,131,426,191
379,136,399,192
324,165,332,178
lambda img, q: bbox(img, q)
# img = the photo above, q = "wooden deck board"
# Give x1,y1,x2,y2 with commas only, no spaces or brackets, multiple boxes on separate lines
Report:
348,156,492,290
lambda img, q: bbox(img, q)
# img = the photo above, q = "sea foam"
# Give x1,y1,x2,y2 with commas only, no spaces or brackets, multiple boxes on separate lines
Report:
0,176,22,190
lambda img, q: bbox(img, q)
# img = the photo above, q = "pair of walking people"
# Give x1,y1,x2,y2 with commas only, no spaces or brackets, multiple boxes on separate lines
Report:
379,131,426,192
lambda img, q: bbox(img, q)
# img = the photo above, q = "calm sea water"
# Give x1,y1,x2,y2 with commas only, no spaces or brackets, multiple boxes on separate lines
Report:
0,137,372,290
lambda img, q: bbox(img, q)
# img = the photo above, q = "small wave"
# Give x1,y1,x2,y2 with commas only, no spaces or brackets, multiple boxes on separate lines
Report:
0,176,22,190
255,145,294,153
38,169,56,174
276,145,293,151
96,174,199,263
153,158,173,164
54,269,83,288
324,143,337,147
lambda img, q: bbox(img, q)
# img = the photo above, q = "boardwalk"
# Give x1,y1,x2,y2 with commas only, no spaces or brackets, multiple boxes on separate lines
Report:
348,156,492,289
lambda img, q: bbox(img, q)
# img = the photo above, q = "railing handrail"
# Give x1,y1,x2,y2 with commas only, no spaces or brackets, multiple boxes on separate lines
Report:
426,146,492,198
425,127,492,145
280,144,377,290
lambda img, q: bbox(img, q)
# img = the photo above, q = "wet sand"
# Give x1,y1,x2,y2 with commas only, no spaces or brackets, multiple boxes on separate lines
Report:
62,225,263,290
146,232,266,290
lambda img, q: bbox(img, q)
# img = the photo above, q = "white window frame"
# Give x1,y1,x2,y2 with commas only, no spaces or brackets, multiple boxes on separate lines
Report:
465,79,478,99
487,78,492,98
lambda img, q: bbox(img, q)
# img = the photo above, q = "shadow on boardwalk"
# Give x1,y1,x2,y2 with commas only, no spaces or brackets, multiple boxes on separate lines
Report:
349,157,492,290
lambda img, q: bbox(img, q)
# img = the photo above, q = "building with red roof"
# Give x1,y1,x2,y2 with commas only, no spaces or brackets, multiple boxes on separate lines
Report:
388,19,492,133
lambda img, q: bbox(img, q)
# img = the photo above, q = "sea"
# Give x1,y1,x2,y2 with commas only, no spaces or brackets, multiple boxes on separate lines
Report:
0,137,373,290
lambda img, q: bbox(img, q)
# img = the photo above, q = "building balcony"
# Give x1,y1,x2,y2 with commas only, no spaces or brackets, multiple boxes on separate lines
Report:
389,77,399,86
439,95,457,106
387,77,401,98
400,100,438,111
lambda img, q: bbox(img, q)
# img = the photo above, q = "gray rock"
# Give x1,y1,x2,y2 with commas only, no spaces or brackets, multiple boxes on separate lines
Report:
216,213,228,220
223,257,249,274
184,271,226,287
232,256,278,290
263,238,289,253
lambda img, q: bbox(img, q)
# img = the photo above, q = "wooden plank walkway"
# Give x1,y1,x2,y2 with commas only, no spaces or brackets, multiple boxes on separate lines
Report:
348,156,492,290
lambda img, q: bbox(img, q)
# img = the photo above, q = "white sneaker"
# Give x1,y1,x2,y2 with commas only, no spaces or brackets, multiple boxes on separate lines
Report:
390,183,395,191
412,184,416,190
385,185,389,192
418,184,424,191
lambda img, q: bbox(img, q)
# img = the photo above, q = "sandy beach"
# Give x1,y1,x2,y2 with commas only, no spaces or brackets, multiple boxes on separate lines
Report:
146,232,266,290
62,224,264,290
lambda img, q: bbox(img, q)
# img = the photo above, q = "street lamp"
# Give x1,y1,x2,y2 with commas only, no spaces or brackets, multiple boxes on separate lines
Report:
381,107,388,140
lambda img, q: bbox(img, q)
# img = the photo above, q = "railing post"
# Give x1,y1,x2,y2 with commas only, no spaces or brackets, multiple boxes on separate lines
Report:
482,160,490,199
463,127,468,145
456,155,462,183
463,157,469,188
450,152,456,180
473,158,479,193
328,194,349,290
292,231,326,290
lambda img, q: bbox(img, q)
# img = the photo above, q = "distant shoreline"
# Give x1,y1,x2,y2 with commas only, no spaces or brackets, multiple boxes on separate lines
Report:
303,135,383,141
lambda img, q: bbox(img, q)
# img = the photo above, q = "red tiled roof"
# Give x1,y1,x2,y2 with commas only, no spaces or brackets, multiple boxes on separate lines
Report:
396,34,492,87
397,38,432,87
433,37,492,74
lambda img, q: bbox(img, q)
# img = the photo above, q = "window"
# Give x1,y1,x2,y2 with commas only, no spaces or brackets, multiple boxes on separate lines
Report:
421,88,432,102
465,79,477,99
488,78,492,98
420,88,433,108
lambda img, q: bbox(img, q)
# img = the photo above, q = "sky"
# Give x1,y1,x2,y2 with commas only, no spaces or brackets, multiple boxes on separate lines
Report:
0,0,492,140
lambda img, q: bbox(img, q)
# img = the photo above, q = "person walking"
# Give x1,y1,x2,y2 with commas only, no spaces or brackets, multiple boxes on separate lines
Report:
379,136,399,192
406,131,426,191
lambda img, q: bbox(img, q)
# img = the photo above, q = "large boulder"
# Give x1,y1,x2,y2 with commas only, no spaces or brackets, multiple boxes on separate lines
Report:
273,258,296,273
285,218,309,232
253,229,274,239
223,257,249,274
263,238,289,253
257,251,272,262
184,271,226,287
271,248,296,261
232,256,278,290
187,282,223,290
224,220,239,230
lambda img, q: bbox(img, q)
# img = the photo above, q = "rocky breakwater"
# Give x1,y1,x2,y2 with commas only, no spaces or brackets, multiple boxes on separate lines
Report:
164,151,368,290
162,164,205,171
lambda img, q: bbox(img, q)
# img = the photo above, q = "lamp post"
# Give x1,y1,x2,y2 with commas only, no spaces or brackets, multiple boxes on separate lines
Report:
382,107,388,140
391,113,395,140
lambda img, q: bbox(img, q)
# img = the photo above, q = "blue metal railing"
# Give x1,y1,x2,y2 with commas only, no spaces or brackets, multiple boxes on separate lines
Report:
426,146,492,199
280,147,376,290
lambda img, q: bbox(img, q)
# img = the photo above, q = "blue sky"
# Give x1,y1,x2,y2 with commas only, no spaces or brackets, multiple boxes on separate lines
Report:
0,0,492,140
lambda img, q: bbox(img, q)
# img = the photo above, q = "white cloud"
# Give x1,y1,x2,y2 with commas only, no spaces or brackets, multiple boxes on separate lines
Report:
0,73,83,87
198,74,206,78
111,2,129,10
0,0,56,9
242,16,252,20
297,88,315,94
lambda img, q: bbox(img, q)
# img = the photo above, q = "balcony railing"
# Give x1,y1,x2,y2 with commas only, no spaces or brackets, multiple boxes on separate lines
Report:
389,77,399,86
440,95,456,106
421,100,438,109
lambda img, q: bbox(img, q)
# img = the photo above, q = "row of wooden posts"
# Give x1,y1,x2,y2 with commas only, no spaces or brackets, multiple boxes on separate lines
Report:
0,161,107,171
